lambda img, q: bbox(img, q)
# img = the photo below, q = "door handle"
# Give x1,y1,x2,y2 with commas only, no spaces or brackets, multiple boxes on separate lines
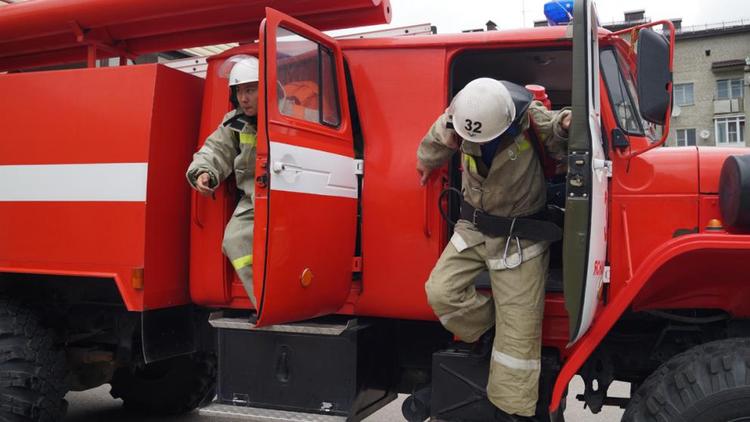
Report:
272,161,285,173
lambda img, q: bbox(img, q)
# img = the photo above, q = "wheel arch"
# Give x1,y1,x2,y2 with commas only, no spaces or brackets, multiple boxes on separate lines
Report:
550,234,750,414
0,271,202,364
0,267,140,309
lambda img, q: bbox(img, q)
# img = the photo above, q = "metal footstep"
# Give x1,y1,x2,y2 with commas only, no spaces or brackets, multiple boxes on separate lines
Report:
208,312,356,335
200,403,347,421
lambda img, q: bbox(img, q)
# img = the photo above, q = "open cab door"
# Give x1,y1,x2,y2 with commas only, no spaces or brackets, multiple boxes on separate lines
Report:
253,8,358,327
563,0,607,344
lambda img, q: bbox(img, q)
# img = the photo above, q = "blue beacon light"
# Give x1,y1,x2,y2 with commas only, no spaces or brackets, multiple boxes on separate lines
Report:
544,0,574,26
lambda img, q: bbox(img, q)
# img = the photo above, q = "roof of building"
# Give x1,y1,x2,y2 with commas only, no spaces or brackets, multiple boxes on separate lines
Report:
676,20,750,40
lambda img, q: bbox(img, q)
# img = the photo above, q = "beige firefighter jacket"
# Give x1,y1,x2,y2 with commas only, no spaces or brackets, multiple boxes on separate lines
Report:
417,101,571,269
187,109,257,209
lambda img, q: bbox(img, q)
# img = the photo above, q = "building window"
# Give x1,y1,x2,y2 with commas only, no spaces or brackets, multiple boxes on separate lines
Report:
676,128,696,146
673,83,694,106
715,116,746,145
716,78,744,100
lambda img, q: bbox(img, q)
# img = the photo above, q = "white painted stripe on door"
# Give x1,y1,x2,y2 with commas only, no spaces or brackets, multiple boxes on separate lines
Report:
269,142,358,199
0,163,148,202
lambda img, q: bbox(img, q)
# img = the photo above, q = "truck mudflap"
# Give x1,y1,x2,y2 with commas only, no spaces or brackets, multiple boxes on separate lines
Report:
141,305,196,363
205,313,396,422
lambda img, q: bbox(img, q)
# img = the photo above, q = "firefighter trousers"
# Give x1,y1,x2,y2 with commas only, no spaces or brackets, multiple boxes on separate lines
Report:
222,196,256,308
425,242,548,417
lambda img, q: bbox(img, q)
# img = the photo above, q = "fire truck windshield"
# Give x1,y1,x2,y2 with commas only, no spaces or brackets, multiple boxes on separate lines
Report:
600,48,646,136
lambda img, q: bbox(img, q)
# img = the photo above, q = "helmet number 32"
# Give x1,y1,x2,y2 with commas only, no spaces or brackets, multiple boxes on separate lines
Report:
464,119,483,135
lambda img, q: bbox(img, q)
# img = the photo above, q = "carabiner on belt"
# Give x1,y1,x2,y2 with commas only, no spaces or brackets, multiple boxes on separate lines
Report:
502,218,523,269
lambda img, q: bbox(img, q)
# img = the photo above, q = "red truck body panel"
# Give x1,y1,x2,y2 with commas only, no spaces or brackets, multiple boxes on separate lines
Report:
2,2,750,416
0,64,203,311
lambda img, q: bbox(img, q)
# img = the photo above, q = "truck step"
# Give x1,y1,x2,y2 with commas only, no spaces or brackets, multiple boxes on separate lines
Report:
199,403,346,421
208,312,356,335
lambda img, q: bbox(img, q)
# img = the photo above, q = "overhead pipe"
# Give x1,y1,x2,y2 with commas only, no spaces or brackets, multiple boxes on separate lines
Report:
0,0,391,71
0,0,387,42
0,2,390,59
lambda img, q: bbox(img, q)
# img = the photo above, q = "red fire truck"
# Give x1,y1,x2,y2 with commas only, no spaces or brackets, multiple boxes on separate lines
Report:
1,0,749,421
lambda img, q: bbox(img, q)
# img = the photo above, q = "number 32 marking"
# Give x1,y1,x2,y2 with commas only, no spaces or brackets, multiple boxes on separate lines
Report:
464,119,483,134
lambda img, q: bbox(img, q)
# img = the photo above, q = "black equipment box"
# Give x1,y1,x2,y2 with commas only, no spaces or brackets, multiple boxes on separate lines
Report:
431,346,562,422
216,317,395,421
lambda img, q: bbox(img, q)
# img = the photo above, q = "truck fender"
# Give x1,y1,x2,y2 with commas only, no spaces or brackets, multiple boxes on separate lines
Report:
549,234,750,413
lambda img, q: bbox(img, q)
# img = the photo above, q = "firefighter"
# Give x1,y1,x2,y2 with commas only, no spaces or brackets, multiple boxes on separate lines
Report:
187,55,259,308
416,78,571,421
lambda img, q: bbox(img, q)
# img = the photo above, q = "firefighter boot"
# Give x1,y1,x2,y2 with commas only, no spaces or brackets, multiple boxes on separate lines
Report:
472,327,495,357
494,407,542,422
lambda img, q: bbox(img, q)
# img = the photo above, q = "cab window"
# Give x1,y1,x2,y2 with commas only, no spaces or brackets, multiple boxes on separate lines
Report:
600,48,644,136
276,27,341,127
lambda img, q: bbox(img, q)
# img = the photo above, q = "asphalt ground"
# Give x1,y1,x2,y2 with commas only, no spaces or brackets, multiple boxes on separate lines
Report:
63,376,628,422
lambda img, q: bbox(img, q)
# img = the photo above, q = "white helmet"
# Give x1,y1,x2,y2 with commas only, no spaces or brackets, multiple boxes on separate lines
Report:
449,78,516,144
218,55,259,87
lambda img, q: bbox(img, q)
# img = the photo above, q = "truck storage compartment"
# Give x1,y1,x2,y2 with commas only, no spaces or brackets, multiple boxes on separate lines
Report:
0,65,203,311
206,315,396,421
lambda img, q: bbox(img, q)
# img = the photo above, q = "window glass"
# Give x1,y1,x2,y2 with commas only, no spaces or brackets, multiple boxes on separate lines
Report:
600,49,644,135
320,46,341,127
276,27,341,127
717,80,729,100
732,79,744,98
717,78,744,100
715,116,746,145
676,128,696,146
673,83,694,106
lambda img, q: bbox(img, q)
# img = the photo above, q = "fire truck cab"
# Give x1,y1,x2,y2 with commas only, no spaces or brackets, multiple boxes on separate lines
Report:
193,1,681,421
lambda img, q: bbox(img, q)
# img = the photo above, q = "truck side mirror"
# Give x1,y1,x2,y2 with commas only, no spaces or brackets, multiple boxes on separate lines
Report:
636,29,671,125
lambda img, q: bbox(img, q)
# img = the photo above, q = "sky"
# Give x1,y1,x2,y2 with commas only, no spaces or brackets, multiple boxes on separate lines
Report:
333,0,750,36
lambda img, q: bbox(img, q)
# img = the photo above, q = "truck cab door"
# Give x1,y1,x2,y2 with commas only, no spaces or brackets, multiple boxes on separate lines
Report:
564,0,608,344
254,8,358,327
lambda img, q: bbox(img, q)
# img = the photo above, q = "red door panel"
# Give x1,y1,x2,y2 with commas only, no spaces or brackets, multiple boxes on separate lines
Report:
254,8,357,326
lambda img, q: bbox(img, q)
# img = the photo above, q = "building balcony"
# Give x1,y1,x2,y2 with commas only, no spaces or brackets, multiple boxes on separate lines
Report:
714,98,744,114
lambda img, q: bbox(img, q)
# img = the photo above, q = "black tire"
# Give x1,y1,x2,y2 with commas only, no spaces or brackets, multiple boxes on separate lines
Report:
109,352,216,415
623,338,750,422
0,299,69,422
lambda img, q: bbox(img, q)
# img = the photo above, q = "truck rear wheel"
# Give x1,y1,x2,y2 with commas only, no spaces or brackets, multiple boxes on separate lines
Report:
109,352,216,415
0,299,69,422
623,338,750,422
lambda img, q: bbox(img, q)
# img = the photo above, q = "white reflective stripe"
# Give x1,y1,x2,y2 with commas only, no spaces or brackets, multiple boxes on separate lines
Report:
0,163,148,202
438,294,490,326
269,142,357,199
492,350,541,371
486,241,549,270
450,232,469,252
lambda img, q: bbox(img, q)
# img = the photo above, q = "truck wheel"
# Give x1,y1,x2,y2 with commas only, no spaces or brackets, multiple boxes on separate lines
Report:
109,352,216,415
0,299,69,422
623,338,750,422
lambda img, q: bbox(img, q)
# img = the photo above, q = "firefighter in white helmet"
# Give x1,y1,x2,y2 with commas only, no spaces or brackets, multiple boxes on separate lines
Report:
187,54,260,308
416,77,571,420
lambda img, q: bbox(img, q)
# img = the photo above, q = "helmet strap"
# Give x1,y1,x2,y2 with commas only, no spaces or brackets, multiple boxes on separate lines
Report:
229,86,240,109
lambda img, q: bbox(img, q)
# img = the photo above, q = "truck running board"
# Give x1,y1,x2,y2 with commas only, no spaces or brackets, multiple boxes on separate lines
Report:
200,403,347,421
208,312,355,335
